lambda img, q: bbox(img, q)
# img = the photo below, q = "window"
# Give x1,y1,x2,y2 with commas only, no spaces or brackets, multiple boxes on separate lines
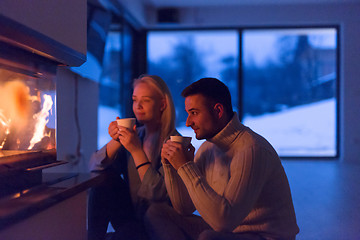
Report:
72,24,123,149
71,4,145,152
147,27,338,158
98,28,122,148
148,30,239,150
242,28,338,157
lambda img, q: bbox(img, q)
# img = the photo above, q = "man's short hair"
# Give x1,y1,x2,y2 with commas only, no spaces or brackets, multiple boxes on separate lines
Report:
181,77,233,116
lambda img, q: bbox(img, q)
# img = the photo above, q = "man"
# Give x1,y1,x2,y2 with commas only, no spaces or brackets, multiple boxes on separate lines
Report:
145,78,299,240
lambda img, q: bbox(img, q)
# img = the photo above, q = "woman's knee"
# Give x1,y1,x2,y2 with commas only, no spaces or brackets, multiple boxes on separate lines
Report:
198,229,219,240
144,202,171,221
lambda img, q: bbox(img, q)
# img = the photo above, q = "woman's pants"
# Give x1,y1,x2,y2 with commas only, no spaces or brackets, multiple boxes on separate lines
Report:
87,169,138,240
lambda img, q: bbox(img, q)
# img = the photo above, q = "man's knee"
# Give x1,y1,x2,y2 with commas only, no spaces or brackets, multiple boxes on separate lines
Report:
199,230,267,240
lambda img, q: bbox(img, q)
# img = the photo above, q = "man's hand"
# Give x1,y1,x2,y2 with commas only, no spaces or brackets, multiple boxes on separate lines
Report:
161,140,195,170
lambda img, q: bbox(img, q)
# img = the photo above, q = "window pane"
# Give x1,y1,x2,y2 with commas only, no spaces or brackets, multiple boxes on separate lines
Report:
242,28,337,157
98,30,122,148
148,30,238,150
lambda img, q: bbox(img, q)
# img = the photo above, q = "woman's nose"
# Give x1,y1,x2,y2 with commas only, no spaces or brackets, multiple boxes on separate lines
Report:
136,101,142,109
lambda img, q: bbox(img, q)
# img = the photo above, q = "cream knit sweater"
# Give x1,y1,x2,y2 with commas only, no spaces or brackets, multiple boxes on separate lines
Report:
163,113,299,240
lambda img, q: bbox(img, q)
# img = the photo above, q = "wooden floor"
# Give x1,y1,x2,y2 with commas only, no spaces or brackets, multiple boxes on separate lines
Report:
282,160,360,240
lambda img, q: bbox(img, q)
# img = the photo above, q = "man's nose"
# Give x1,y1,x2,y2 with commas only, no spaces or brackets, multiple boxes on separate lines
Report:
185,116,191,127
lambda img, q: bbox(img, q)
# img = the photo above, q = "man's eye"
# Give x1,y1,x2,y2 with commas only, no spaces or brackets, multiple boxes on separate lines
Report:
191,111,198,115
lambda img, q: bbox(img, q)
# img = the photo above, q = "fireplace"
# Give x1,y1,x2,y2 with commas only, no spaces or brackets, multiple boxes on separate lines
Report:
0,43,58,196
0,14,85,197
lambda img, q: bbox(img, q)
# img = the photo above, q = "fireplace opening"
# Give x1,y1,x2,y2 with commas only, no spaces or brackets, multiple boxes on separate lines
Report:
0,42,63,197
0,65,56,152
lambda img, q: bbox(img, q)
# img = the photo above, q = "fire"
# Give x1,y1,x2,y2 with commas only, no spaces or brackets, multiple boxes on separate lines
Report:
0,80,31,150
28,94,53,149
0,79,55,151
0,80,31,127
0,110,11,149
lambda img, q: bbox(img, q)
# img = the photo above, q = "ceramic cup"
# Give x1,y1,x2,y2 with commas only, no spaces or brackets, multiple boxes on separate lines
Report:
170,135,192,147
116,118,136,130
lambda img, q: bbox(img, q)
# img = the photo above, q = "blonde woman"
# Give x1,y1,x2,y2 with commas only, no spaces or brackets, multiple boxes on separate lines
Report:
88,74,178,240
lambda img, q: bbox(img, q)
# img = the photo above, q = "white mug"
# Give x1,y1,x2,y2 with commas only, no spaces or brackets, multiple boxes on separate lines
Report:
170,136,192,147
116,118,136,130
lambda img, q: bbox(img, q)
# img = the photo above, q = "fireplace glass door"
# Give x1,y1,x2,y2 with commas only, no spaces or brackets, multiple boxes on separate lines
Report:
0,48,56,161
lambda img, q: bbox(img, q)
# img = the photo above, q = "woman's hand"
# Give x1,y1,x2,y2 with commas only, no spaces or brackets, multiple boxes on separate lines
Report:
108,119,121,142
118,126,142,154
161,140,195,170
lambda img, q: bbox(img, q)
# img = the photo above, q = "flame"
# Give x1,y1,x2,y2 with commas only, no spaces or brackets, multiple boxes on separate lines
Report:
0,80,31,129
0,80,31,149
0,110,11,149
0,79,55,151
27,94,53,149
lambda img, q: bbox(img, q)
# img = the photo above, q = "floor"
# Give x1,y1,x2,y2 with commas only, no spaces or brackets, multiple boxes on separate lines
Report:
105,160,360,240
282,160,360,240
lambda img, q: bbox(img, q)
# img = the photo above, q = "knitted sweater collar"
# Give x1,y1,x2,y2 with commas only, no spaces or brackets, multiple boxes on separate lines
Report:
207,112,245,151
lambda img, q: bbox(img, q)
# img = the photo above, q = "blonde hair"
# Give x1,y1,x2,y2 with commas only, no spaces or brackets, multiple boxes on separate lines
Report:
133,74,176,161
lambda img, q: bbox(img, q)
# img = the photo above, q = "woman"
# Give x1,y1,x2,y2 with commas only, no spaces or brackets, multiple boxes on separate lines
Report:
88,74,178,240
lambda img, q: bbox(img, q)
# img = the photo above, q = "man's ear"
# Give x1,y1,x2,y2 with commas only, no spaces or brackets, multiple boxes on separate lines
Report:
213,103,224,119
